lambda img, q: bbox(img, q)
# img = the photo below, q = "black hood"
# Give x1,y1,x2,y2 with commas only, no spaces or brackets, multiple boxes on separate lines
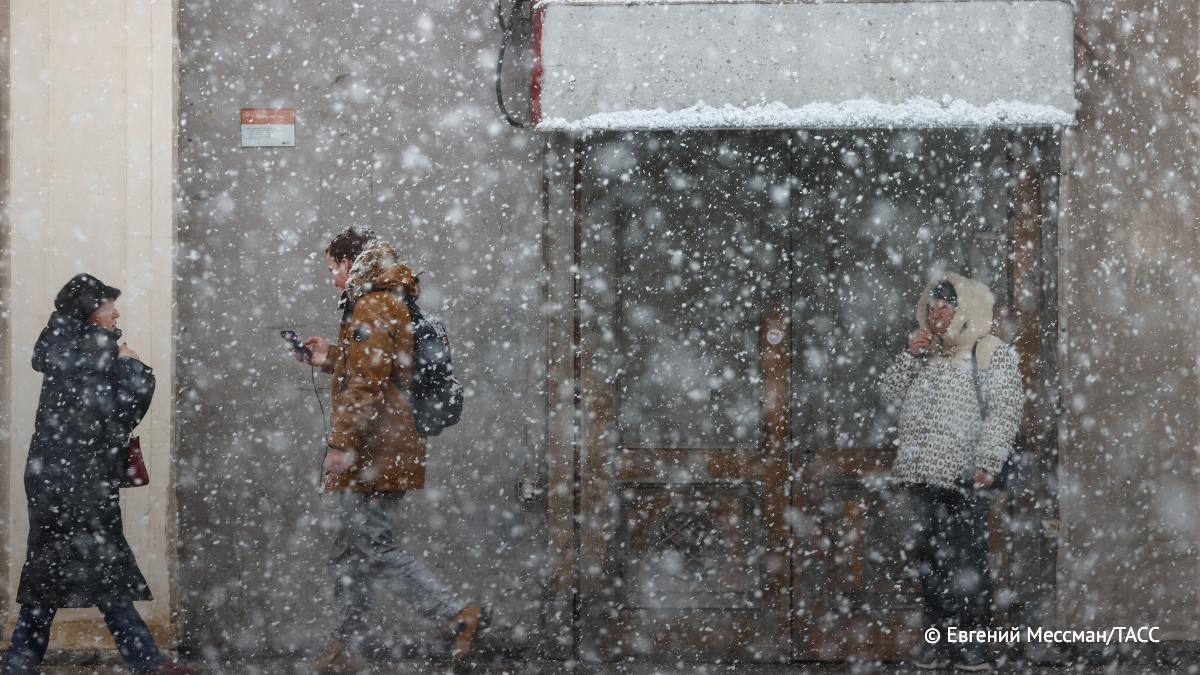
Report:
54,273,121,323
32,312,122,375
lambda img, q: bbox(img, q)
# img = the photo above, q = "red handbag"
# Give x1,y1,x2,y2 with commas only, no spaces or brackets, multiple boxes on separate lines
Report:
120,436,150,488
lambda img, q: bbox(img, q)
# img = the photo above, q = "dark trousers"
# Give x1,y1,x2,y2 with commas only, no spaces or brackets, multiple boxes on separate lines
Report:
905,483,994,643
2,602,165,674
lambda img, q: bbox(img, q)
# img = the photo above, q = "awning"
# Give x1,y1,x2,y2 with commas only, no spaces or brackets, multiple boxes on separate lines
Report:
532,0,1076,131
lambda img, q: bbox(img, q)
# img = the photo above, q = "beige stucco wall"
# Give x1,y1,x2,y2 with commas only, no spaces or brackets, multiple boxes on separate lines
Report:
0,0,9,623
5,0,176,646
1058,0,1200,639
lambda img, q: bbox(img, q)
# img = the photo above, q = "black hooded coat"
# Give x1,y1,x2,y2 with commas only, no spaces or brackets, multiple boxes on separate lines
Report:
16,312,155,607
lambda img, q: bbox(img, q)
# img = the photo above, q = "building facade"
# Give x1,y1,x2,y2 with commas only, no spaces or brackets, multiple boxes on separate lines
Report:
0,0,1197,663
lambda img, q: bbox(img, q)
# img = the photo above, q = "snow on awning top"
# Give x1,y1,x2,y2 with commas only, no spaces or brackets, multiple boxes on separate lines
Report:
537,99,1075,132
533,1,1076,131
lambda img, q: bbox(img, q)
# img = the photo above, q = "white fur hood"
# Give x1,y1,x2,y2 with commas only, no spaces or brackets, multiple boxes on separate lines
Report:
915,272,1000,367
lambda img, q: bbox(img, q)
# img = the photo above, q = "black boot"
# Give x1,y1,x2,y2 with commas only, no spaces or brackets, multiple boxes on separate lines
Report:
954,643,993,671
913,642,951,670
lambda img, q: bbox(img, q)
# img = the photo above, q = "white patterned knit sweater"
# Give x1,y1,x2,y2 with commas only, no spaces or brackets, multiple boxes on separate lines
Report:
880,343,1023,489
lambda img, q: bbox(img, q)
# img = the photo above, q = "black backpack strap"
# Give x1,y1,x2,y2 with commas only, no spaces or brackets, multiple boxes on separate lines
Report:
393,288,423,323
972,337,1020,491
387,290,419,394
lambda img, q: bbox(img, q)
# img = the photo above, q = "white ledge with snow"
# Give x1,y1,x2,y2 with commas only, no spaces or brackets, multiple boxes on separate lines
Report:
532,0,1076,130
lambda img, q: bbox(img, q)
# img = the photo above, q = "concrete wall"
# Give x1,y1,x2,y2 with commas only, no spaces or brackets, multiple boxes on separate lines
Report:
175,0,544,658
1058,0,1200,639
5,0,177,647
172,0,1200,658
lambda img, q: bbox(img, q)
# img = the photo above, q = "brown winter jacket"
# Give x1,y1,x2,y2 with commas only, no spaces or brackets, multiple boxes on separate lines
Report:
321,242,425,493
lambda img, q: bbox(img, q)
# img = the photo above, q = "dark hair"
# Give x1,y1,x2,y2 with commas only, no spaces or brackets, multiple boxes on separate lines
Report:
930,280,959,307
325,226,377,263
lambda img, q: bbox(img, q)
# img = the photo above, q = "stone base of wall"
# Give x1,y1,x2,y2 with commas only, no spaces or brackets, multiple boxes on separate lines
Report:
0,618,176,656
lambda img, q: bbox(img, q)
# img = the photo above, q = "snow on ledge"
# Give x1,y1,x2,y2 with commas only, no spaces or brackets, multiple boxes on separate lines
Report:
536,99,1075,132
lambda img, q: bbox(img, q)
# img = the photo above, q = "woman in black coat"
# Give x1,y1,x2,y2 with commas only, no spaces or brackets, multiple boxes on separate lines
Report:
3,274,192,675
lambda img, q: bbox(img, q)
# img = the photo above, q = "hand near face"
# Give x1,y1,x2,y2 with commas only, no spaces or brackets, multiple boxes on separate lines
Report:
907,329,933,357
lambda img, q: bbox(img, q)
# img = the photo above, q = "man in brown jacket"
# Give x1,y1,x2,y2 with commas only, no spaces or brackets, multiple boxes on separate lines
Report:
300,226,483,671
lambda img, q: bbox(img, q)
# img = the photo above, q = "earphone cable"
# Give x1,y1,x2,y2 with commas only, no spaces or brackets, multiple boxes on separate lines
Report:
311,362,331,488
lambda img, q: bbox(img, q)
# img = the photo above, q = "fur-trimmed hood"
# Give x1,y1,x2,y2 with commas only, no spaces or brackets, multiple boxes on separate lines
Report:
915,272,998,365
343,239,420,305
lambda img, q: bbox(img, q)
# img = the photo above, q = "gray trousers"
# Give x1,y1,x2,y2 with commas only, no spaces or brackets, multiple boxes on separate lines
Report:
327,491,461,642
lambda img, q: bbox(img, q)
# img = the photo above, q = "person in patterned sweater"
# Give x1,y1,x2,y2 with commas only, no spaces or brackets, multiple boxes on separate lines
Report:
880,273,1022,672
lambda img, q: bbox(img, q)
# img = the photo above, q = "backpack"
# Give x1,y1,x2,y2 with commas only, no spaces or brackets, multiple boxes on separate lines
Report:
397,293,464,438
969,338,1021,491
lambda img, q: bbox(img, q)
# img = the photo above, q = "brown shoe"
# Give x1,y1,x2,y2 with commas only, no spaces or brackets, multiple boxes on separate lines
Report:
448,605,486,665
309,638,367,673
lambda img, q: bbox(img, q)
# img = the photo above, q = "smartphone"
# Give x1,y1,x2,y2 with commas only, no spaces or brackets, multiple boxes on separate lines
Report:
281,330,312,359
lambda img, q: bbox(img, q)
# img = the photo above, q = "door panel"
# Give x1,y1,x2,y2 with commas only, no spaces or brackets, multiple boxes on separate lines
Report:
567,129,1054,664
617,484,764,609
577,133,791,662
793,448,916,659
789,130,1016,660
614,204,763,450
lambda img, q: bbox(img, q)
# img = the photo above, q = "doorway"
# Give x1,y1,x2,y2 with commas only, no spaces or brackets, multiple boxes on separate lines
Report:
552,128,1060,663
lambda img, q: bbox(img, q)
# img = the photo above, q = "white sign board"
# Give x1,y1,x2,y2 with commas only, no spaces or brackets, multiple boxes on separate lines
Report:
240,108,295,147
534,0,1075,130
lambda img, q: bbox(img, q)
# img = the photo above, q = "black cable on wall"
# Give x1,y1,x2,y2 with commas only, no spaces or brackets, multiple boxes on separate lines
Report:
496,0,531,128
